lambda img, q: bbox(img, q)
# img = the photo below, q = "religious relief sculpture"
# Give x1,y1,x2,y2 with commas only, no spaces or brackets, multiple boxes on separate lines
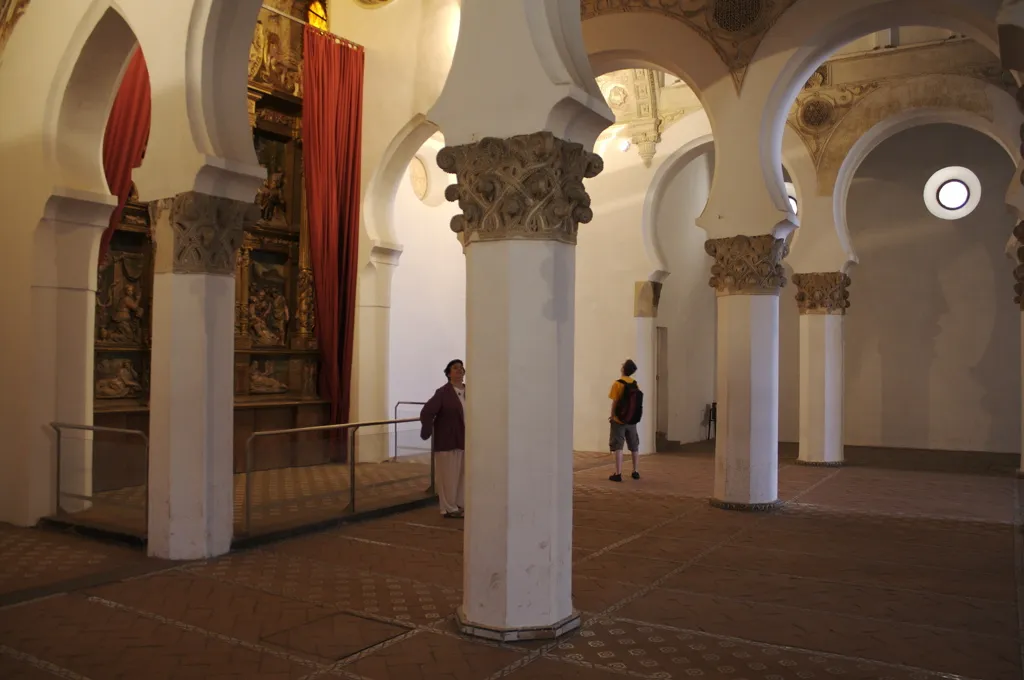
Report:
249,360,289,394
248,286,290,346
301,360,319,398
249,9,304,97
792,272,852,314
435,132,604,247
96,254,147,345
95,359,144,400
704,234,788,295
256,172,288,226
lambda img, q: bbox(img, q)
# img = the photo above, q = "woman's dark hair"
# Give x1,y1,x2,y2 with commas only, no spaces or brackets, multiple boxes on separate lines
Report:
622,359,638,377
444,359,464,377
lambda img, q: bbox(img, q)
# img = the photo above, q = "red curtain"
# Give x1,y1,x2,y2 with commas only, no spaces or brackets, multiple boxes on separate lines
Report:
98,47,152,262
303,25,365,425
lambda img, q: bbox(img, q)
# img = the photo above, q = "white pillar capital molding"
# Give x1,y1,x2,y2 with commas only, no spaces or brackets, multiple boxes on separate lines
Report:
793,271,849,468
148,191,257,561
705,234,788,297
436,132,604,247
634,279,663,319
441,128,604,642
792,272,852,316
705,233,784,512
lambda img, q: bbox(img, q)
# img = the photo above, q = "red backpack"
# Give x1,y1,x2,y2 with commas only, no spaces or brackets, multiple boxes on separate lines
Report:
613,379,644,425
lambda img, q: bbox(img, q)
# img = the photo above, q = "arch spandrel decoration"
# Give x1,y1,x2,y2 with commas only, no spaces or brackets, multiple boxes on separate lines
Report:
580,0,800,90
790,65,1017,196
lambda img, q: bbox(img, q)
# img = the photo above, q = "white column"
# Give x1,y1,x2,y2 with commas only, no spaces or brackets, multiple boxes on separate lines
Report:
793,272,850,466
147,193,252,560
437,132,605,641
634,280,661,455
427,0,613,642
705,235,786,510
34,193,116,516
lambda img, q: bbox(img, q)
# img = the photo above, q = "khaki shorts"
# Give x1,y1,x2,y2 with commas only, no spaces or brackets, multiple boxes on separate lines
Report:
609,422,639,453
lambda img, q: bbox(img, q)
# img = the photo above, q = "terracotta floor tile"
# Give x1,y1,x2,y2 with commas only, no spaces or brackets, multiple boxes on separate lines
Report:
344,630,522,680
570,576,637,614
573,551,678,586
503,657,624,679
261,611,407,661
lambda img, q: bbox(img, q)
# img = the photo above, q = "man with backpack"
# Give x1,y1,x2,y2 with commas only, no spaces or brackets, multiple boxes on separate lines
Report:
608,359,643,482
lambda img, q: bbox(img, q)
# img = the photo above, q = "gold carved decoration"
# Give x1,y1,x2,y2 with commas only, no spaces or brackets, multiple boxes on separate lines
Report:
705,234,787,295
436,132,605,247
151,193,258,276
0,0,29,64
580,0,800,88
792,272,851,315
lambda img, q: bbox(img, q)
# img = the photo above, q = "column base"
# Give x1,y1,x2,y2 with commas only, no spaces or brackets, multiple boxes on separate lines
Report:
456,607,581,642
709,498,782,512
795,459,845,468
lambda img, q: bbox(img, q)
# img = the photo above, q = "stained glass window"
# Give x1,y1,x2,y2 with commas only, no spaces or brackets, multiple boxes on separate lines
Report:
308,0,328,31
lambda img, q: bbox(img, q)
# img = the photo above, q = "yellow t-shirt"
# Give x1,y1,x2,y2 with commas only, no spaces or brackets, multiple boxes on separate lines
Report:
609,376,636,424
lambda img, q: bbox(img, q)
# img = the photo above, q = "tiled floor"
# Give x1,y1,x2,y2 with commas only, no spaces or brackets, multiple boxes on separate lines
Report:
0,451,1019,680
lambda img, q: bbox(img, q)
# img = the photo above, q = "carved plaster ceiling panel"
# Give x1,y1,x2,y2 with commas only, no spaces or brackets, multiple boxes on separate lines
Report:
581,0,801,88
0,0,30,64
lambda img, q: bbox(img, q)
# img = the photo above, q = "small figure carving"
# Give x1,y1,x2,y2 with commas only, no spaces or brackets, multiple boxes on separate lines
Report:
302,361,318,398
248,288,283,346
95,359,144,399
100,283,145,344
249,360,288,394
271,291,290,342
255,172,287,224
296,269,316,337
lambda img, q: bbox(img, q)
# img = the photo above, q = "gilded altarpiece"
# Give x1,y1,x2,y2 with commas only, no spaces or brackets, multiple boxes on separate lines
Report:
94,0,331,474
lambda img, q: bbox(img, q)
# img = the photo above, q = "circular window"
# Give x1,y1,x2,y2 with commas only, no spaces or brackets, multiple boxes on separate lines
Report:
788,196,798,214
408,156,428,202
936,179,969,211
923,167,981,221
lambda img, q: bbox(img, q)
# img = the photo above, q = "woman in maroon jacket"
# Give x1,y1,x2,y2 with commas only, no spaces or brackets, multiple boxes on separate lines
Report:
420,359,466,518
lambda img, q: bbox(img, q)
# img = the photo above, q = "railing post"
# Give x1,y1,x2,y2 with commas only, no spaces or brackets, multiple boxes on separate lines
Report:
52,424,62,516
245,434,255,536
348,425,357,513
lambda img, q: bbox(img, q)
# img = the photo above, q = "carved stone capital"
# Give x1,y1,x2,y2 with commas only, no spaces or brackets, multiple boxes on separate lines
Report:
1013,222,1024,309
704,235,787,296
634,280,662,318
435,132,604,246
151,192,259,276
792,272,852,315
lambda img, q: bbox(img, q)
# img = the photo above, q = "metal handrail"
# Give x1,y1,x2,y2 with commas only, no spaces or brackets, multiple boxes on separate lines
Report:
49,422,150,532
244,416,425,535
392,401,427,461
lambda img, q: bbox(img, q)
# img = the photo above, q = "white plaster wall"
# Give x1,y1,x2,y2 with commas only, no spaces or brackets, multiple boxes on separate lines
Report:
844,123,1020,454
651,150,717,445
387,142,465,421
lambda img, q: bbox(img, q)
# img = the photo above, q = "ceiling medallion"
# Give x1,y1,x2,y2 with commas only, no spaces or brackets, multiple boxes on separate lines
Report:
799,98,834,129
710,0,765,34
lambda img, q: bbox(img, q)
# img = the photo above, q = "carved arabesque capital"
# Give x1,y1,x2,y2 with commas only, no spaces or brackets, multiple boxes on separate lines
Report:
792,272,852,315
435,132,604,246
151,192,259,275
704,235,787,296
1012,222,1024,309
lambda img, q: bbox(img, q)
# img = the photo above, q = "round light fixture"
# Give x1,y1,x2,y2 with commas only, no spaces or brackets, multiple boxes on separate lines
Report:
923,166,981,221
936,179,969,211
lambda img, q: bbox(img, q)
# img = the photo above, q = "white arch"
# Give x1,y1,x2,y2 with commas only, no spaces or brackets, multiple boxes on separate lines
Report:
364,114,441,251
834,106,1020,264
639,134,715,283
754,0,1002,217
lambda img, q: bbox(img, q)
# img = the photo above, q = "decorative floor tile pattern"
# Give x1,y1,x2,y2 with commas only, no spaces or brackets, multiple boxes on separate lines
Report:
0,451,1020,680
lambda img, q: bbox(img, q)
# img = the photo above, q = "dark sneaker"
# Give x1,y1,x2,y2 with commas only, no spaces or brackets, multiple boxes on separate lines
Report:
609,473,623,482
631,471,640,480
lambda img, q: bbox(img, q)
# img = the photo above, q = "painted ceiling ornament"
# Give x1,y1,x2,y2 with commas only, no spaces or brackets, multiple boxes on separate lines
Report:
788,81,884,168
0,0,30,65
792,272,852,315
353,0,394,7
704,234,788,295
580,0,801,89
436,132,605,247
